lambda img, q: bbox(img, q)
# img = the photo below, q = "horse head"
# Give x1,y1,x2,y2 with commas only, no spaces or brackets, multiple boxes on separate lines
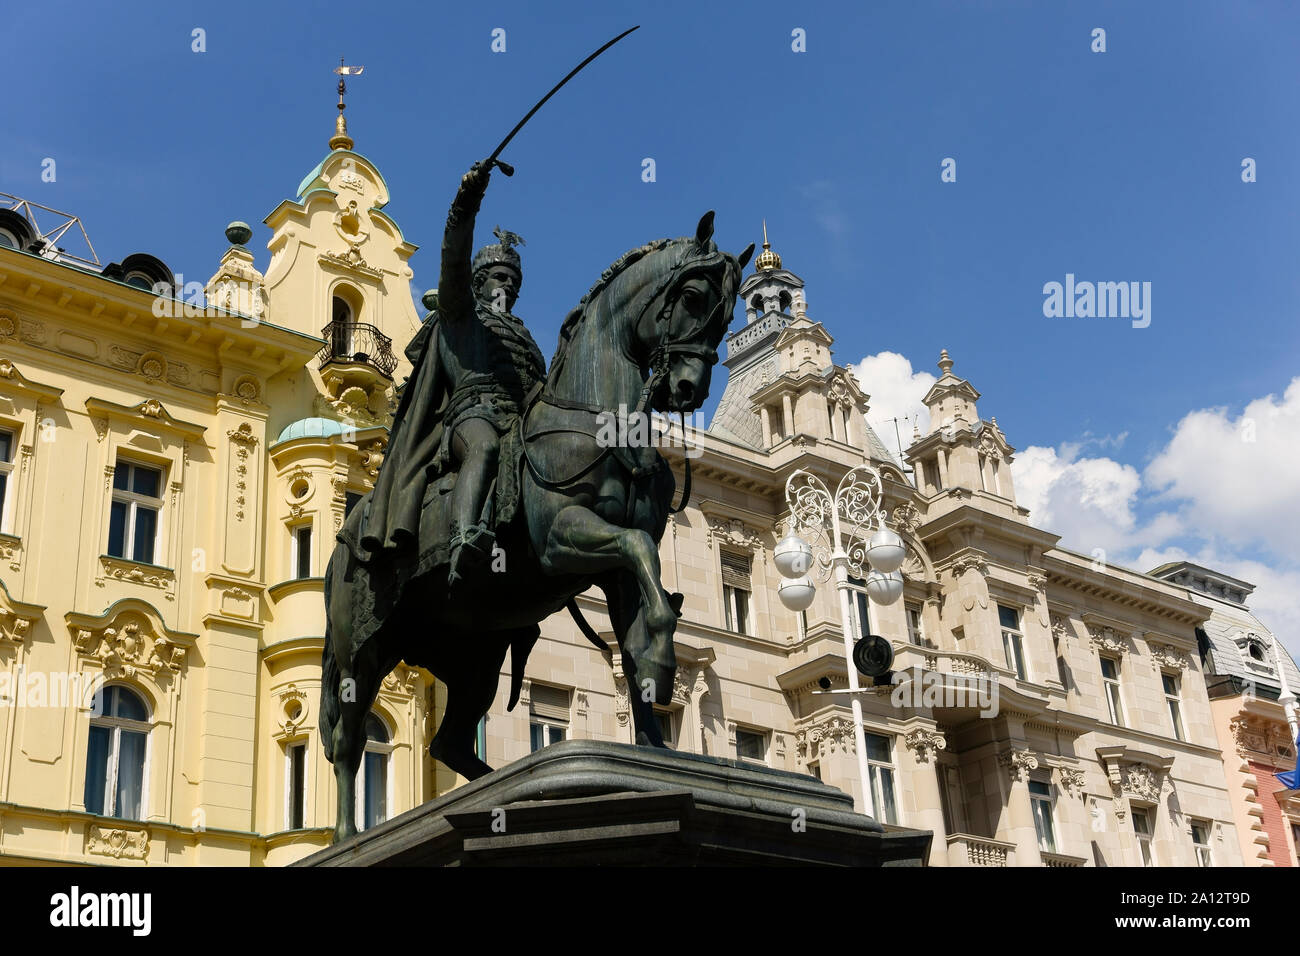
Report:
549,215,754,417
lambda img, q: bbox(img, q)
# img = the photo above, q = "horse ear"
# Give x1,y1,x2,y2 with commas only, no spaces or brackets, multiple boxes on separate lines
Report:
737,242,755,269
695,210,715,247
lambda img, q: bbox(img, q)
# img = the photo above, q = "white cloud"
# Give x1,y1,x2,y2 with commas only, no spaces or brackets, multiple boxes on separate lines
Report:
1009,378,1300,661
848,351,936,456
1013,445,1150,555
1145,378,1300,558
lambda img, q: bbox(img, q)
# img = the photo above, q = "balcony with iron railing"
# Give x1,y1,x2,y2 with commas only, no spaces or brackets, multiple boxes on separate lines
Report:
318,321,398,379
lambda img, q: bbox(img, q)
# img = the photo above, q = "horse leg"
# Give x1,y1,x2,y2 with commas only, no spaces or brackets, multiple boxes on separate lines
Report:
603,572,669,749
538,505,677,703
330,634,383,843
428,633,510,782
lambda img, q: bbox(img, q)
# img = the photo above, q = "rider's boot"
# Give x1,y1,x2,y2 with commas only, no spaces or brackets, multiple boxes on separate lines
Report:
448,520,495,591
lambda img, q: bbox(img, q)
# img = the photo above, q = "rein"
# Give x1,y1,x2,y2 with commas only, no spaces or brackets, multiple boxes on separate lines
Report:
522,253,724,512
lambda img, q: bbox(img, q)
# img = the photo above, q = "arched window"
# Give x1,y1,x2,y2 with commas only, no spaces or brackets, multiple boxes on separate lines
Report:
331,295,354,359
750,294,764,315
0,228,19,249
356,712,392,831
778,291,792,314
84,685,150,820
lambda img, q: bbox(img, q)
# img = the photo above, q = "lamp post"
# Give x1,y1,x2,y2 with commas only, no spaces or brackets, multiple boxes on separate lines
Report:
774,466,906,818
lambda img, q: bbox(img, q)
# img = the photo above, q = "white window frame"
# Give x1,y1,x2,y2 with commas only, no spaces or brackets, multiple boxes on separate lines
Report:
1191,820,1213,867
999,604,1027,680
1162,672,1185,742
291,521,313,579
285,739,308,830
723,582,751,635
108,459,164,565
529,719,567,751
355,713,394,833
864,731,899,825
1132,807,1156,866
1029,779,1058,854
847,577,871,640
1100,655,1125,726
735,726,769,764
906,601,925,646
0,427,15,534
85,685,151,821
653,707,678,747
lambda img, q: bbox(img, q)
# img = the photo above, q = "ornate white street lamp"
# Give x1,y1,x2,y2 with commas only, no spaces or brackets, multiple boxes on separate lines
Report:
776,466,905,818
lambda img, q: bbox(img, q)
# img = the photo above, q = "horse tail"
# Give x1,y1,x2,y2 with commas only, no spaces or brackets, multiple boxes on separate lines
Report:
507,625,541,712
566,598,608,652
320,554,341,763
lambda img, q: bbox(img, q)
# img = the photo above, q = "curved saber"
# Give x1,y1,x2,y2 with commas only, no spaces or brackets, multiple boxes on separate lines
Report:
486,25,640,175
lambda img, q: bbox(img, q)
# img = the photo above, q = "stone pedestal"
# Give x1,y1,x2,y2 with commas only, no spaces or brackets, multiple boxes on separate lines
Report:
297,740,931,867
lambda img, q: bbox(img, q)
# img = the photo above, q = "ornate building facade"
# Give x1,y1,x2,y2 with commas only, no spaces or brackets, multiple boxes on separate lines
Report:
0,122,1290,866
1148,562,1300,866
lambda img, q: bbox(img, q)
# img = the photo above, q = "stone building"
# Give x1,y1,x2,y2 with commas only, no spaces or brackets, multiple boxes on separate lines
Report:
1149,562,1300,866
0,117,1283,866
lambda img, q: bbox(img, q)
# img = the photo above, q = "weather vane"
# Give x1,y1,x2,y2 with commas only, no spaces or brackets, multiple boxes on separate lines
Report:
330,57,365,150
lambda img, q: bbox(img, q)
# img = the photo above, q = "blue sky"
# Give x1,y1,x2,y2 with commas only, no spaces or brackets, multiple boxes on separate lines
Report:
4,0,1299,649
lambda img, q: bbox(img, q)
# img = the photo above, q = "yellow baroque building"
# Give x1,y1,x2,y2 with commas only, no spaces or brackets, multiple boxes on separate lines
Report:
0,126,1293,866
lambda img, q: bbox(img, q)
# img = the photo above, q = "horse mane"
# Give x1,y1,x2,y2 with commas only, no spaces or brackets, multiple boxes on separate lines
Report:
548,235,736,386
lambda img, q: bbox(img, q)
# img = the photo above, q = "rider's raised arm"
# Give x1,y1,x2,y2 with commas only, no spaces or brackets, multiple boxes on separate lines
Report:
439,164,490,322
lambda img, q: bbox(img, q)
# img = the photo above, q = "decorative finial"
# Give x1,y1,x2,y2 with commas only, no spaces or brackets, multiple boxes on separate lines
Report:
755,219,782,271
225,221,253,248
938,349,954,375
912,421,921,442
331,58,365,151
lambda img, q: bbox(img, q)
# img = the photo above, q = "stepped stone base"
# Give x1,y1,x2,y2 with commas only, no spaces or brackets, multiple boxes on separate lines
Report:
297,740,931,867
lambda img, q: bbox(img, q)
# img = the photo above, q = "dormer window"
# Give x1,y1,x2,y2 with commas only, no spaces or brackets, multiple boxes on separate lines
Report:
1248,641,1265,661
0,228,19,249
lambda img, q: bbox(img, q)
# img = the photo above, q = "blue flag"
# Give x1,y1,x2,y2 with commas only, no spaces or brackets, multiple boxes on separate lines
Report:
1277,732,1300,790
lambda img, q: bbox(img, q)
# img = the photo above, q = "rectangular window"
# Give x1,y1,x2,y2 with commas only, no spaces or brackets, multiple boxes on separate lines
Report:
108,460,163,564
1132,807,1155,866
529,683,570,753
1191,820,1213,867
1029,780,1057,854
736,728,768,762
1163,673,1185,742
473,715,488,761
293,524,313,579
654,709,677,746
1100,656,1125,726
999,604,1026,680
807,761,821,781
906,602,925,646
0,429,12,533
848,577,871,639
288,742,307,830
865,732,899,825
721,550,752,635
798,610,809,640
938,763,965,836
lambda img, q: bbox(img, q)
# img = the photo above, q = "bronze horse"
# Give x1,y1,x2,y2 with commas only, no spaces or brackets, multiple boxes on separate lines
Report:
320,212,754,840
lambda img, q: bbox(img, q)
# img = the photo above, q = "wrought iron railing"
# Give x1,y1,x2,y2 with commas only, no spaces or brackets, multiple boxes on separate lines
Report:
318,321,397,378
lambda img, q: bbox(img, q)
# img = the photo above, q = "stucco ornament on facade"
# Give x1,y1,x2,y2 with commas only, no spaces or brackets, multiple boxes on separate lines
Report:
888,501,922,536
86,824,149,861
797,715,858,761
1148,641,1188,672
704,514,763,553
1056,766,1087,798
903,728,947,763
997,747,1039,782
73,619,186,683
1087,624,1130,656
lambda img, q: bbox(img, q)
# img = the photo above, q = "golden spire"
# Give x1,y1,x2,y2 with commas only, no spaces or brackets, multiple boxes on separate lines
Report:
755,219,782,271
330,58,364,151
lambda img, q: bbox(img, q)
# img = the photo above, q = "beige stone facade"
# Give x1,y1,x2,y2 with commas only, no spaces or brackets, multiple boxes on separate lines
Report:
0,133,1258,866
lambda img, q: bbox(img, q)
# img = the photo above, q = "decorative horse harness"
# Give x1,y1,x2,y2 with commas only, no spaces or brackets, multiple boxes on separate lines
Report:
520,257,730,516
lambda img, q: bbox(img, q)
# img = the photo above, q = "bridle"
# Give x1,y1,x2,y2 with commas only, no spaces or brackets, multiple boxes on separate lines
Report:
523,253,730,513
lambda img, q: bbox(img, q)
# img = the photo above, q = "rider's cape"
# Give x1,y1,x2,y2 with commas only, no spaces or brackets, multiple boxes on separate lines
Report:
338,311,447,566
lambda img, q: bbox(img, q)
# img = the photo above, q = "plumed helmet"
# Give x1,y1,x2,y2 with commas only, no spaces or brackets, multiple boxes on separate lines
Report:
472,226,525,291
